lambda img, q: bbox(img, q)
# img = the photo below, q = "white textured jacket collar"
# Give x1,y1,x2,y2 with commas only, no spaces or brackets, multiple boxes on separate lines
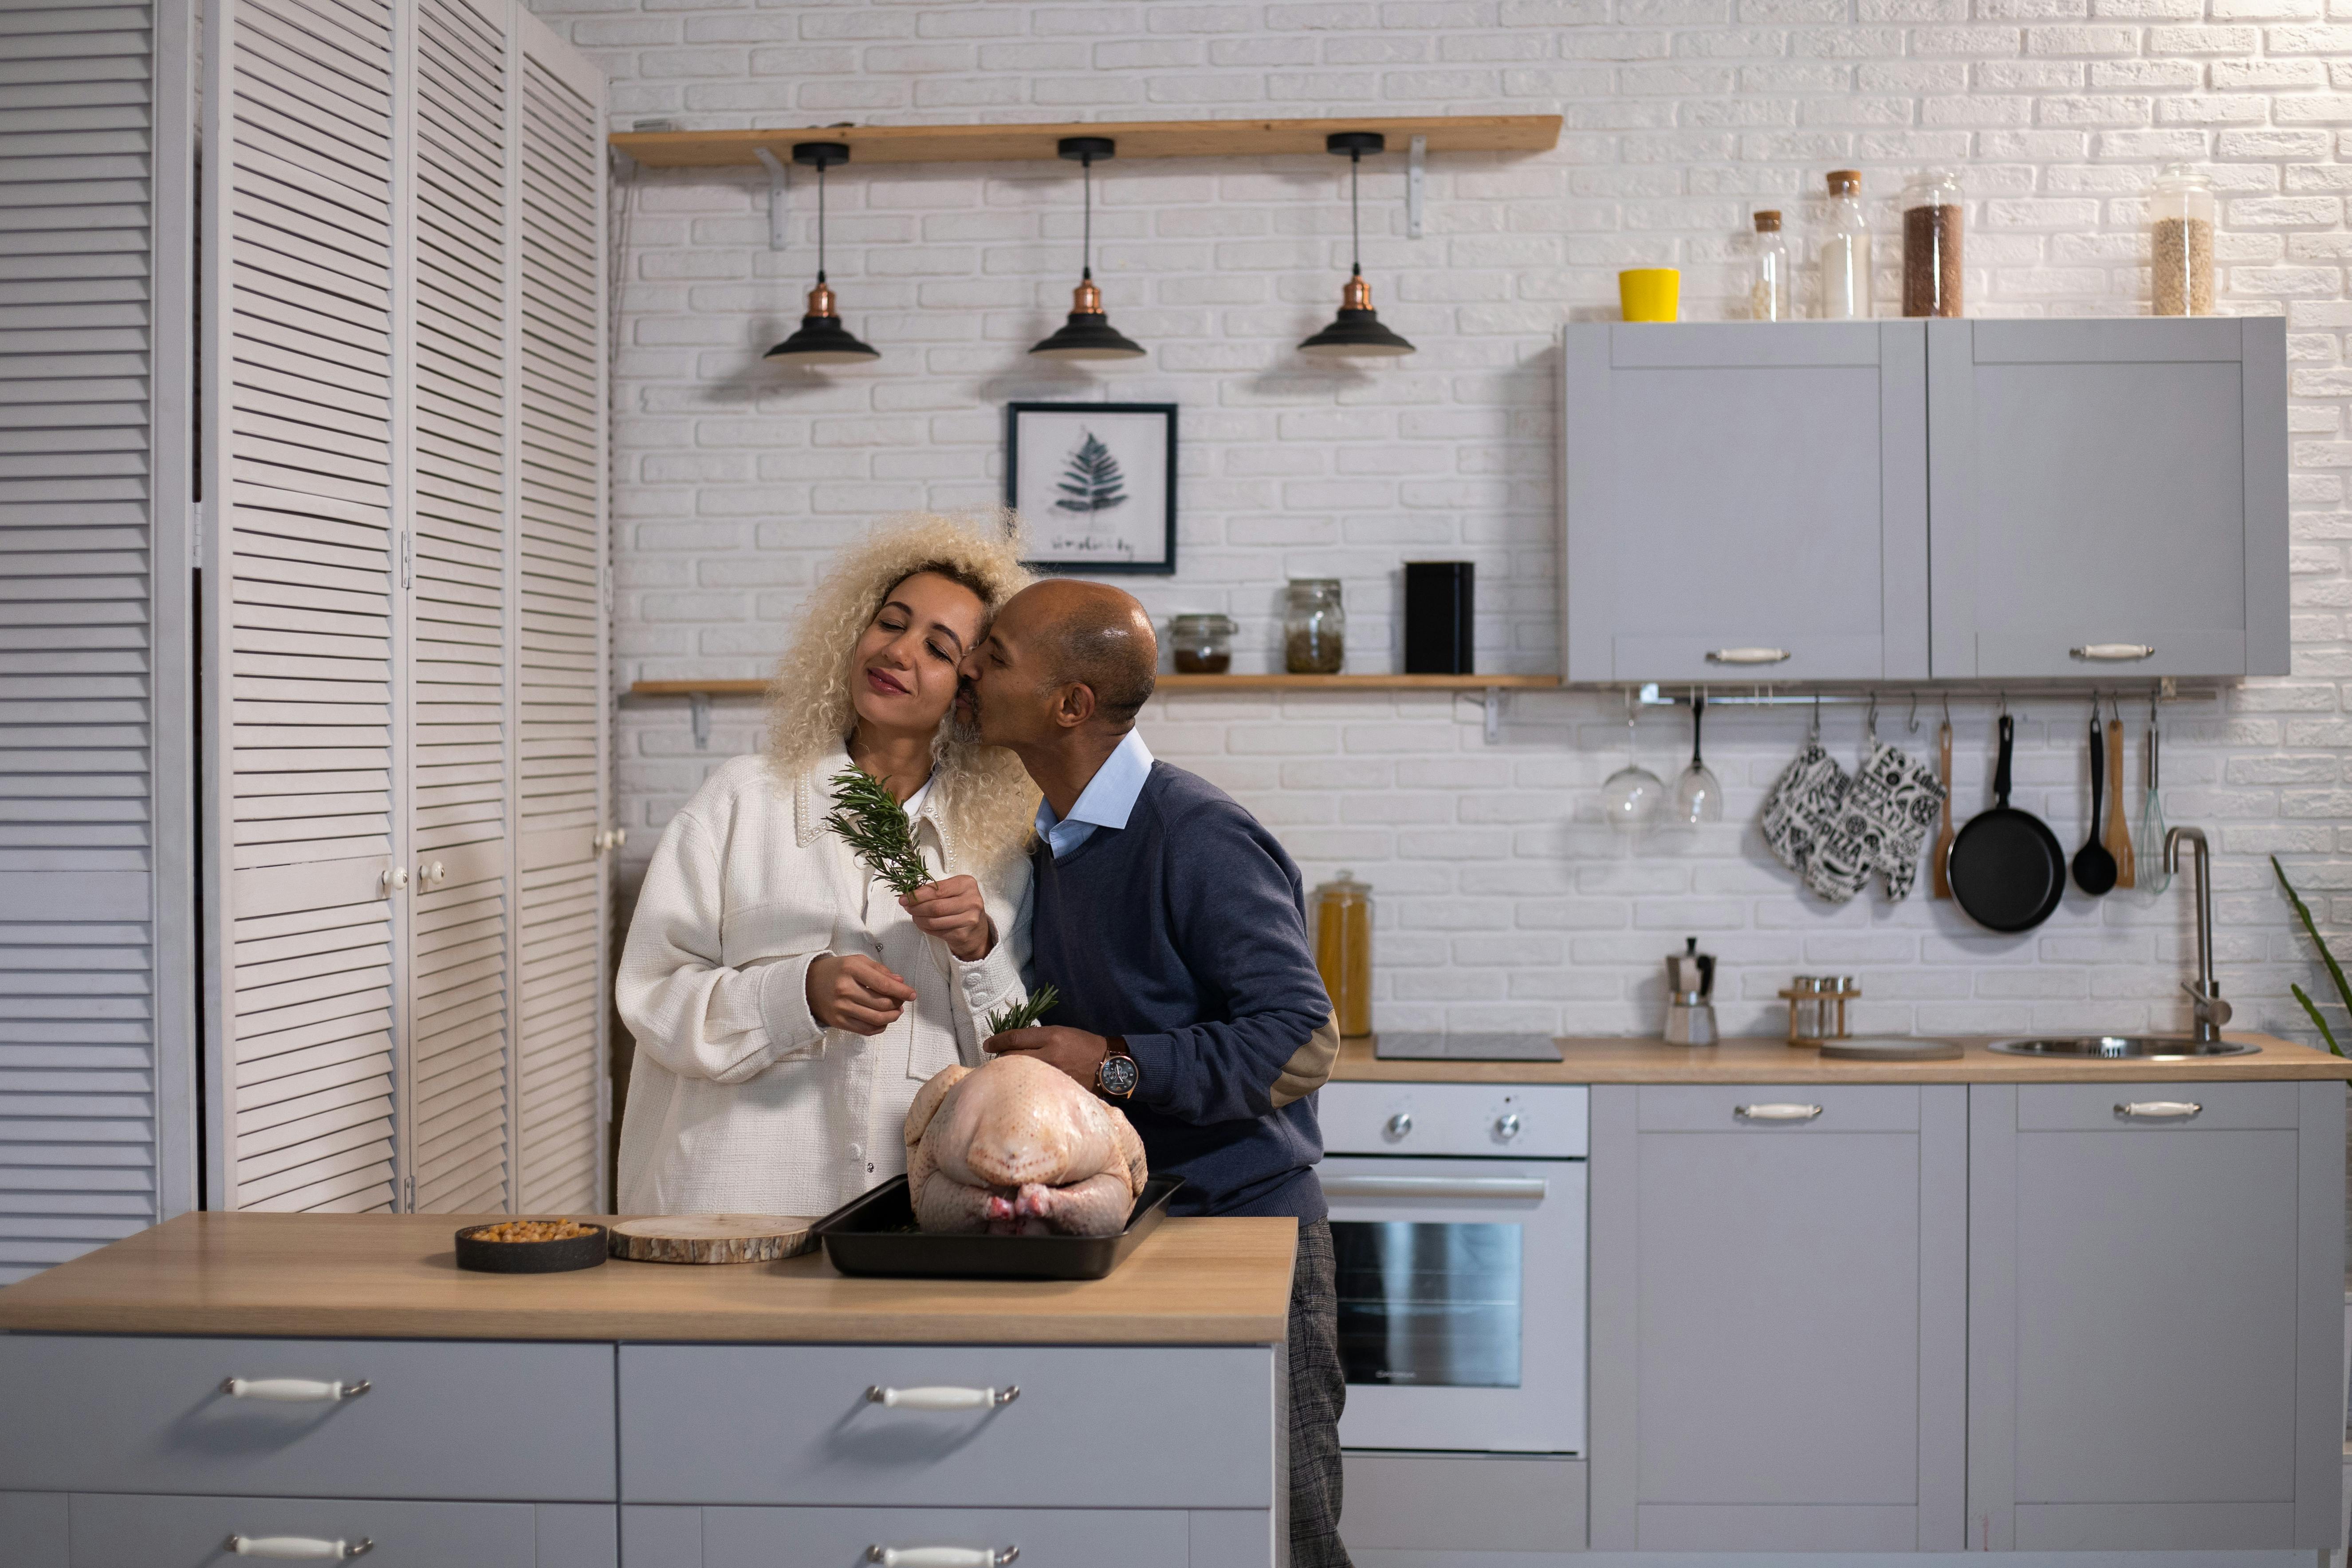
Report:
792,746,951,867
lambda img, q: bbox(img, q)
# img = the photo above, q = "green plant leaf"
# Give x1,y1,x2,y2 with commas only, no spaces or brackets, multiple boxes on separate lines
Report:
984,983,1061,1038
2272,854,2352,1017
2290,982,2344,1058
824,769,933,898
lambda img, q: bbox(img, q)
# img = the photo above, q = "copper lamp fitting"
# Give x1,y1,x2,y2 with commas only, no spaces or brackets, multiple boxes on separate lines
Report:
1341,274,1373,311
1071,277,1103,314
804,280,838,319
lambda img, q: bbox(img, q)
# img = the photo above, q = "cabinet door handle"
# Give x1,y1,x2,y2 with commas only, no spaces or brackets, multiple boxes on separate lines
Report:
864,1547,1018,1568
1322,1175,1548,1200
2070,643,2156,661
1734,1102,1824,1122
865,1384,1019,1410
2116,1100,2202,1120
221,1377,370,1403
1705,647,1791,665
224,1536,372,1561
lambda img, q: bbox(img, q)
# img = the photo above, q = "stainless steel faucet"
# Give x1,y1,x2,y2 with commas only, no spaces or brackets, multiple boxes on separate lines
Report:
2164,825,2233,1043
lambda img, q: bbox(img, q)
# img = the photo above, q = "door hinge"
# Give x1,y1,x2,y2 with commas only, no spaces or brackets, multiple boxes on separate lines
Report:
399,531,413,589
401,1175,415,1211
190,497,208,569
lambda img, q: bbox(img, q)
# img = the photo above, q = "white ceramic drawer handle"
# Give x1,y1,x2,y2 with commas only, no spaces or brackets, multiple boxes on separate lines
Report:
221,1377,370,1403
1322,1175,1548,1201
865,1384,1019,1410
224,1535,372,1560
1735,1102,1824,1122
1706,647,1791,665
2116,1100,2203,1120
864,1547,1017,1568
2071,643,2156,661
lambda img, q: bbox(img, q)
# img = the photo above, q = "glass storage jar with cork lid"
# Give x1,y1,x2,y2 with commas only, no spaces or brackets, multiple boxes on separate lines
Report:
2150,165,2215,317
1750,209,1791,322
1901,169,1964,318
1314,870,1373,1037
1169,613,1235,675
1284,579,1345,674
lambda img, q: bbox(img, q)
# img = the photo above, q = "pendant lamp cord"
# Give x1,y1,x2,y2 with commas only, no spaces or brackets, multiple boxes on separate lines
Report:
815,162,827,285
1349,146,1362,280
1081,151,1093,283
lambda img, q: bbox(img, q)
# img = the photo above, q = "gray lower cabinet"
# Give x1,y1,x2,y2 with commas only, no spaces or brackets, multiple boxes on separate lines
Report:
1,1492,614,1568
1337,1452,1587,1554
1968,1080,2344,1550
1927,317,2287,679
622,1504,1235,1568
1588,1084,1967,1552
1561,321,1930,684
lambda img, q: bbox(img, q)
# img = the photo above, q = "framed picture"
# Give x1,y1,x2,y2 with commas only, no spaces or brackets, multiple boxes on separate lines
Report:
1006,401,1176,575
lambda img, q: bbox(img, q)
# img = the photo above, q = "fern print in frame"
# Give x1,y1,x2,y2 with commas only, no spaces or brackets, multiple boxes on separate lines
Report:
1007,401,1176,574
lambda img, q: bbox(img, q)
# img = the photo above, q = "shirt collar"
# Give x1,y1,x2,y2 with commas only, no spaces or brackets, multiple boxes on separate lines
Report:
1036,729,1154,837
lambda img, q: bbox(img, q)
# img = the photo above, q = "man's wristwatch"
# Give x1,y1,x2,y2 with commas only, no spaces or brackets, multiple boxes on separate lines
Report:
1094,1035,1139,1100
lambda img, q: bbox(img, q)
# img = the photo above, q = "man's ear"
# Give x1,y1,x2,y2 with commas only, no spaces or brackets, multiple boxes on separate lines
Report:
1052,681,1098,730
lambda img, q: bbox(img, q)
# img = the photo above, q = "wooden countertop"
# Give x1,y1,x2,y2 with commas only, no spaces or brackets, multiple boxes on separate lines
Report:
0,1213,1296,1344
1331,1031,2352,1085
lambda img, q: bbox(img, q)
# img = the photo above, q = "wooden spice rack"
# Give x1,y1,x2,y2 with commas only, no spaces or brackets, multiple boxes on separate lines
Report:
609,115,1562,169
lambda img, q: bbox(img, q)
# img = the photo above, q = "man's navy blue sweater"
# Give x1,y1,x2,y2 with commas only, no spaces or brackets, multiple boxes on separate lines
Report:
1029,761,1330,1221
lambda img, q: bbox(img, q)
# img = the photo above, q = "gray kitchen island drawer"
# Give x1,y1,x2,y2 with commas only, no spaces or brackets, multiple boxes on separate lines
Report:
618,1344,1277,1508
0,1336,615,1500
625,1504,1197,1568
53,1493,612,1567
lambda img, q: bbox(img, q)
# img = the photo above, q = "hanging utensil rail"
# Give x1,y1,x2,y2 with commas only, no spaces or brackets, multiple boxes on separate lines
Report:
1635,681,2218,711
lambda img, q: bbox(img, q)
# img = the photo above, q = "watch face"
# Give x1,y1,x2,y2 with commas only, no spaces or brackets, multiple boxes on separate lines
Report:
1097,1053,1139,1098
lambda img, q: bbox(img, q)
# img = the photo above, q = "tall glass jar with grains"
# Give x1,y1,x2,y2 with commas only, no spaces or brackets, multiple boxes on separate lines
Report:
2150,165,2214,317
1818,170,1870,320
1750,209,1791,322
1314,871,1373,1037
1901,169,1964,318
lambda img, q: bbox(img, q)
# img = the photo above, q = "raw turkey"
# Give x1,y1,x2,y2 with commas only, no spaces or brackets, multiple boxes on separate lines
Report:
904,1055,1148,1236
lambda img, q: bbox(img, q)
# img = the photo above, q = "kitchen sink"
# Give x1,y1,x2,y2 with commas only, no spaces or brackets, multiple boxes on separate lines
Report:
1987,1035,2259,1060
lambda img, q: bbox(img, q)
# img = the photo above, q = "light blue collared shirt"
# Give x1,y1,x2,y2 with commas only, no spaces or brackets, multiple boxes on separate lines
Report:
1035,729,1155,861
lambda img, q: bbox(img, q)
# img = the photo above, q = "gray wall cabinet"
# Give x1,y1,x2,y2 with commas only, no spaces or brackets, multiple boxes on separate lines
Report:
1587,1084,1969,1552
1560,318,2287,684
1927,318,2288,680
1967,1081,2344,1551
1561,322,1930,684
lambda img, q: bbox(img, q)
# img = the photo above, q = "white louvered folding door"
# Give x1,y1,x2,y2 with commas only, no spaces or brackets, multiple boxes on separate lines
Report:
202,0,605,1218
0,0,197,1281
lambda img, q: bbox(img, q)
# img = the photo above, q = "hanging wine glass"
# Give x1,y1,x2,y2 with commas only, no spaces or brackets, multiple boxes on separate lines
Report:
1672,692,1725,825
1601,705,1665,835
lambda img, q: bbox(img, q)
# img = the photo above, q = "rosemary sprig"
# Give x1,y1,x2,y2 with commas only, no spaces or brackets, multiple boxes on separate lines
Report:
985,984,1060,1037
824,768,934,897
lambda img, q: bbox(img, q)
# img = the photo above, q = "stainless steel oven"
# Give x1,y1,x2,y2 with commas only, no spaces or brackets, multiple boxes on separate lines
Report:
1317,1081,1586,1454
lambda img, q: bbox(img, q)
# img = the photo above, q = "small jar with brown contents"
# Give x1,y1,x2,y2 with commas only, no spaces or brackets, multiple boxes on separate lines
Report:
1169,612,1235,675
2150,164,2215,317
1283,579,1345,675
1901,169,1964,318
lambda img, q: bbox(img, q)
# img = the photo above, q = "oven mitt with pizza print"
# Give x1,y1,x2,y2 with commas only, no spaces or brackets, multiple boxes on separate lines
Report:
1761,740,1849,881
1813,742,1948,903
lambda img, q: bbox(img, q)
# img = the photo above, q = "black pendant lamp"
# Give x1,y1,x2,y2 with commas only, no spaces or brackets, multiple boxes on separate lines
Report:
1298,131,1415,360
765,142,879,366
1029,137,1145,361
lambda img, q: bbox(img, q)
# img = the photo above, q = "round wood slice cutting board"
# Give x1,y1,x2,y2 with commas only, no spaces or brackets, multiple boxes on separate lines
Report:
607,1214,818,1265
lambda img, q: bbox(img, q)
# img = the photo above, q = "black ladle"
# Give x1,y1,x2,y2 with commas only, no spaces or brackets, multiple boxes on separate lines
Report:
2072,704,2116,895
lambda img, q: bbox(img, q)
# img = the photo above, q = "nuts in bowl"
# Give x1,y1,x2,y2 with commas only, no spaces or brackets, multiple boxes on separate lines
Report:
454,1217,608,1274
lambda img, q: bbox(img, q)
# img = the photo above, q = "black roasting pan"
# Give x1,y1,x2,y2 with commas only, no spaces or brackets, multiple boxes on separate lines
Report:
813,1175,1184,1281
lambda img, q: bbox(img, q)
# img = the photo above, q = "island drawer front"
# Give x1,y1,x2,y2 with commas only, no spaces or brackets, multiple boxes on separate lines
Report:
0,1336,616,1501
618,1344,1276,1508
623,1504,1195,1568
59,1493,615,1567
2016,1081,2302,1132
1638,1085,1919,1133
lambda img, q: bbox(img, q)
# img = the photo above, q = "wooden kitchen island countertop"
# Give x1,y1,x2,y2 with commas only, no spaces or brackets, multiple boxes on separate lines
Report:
1332,1030,2352,1084
0,1211,1297,1344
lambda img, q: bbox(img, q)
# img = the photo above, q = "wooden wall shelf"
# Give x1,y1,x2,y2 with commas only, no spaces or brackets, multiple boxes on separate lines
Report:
629,674,1560,699
609,115,1562,170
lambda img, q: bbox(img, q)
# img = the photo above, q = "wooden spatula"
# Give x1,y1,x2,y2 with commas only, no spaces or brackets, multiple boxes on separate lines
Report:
1931,717,1954,899
2104,700,2134,888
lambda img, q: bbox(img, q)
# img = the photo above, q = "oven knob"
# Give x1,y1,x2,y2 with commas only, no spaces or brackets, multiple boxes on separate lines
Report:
1384,1112,1413,1140
1493,1112,1522,1142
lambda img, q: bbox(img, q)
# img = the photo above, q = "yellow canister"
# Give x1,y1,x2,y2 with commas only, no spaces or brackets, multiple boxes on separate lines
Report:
1313,870,1373,1038
1618,267,1680,323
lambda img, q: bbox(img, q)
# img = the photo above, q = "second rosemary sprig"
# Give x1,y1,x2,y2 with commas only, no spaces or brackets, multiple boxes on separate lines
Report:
985,984,1060,1037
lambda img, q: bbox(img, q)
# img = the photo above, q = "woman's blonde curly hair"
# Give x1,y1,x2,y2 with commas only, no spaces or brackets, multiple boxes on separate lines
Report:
764,511,1040,874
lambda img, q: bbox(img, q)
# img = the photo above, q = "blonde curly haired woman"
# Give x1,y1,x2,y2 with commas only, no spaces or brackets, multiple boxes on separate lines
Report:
615,514,1041,1217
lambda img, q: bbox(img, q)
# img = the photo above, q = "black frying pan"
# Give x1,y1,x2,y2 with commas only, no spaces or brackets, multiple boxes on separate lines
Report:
1947,714,2067,933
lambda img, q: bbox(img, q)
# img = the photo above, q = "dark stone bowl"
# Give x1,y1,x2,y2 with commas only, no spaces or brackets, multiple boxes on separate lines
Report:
454,1221,609,1274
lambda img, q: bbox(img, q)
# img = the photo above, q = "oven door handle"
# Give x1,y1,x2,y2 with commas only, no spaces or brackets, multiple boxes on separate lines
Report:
1321,1175,1549,1201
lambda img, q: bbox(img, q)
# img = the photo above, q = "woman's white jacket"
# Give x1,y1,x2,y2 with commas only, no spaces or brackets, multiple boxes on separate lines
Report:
614,750,1031,1217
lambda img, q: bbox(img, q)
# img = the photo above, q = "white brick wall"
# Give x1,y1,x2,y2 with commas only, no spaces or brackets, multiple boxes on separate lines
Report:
540,0,2352,1043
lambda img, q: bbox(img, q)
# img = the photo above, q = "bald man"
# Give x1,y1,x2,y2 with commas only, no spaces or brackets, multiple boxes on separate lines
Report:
960,579,1351,1568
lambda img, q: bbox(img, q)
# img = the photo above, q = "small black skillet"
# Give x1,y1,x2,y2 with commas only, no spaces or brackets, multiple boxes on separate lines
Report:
1947,714,2068,933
